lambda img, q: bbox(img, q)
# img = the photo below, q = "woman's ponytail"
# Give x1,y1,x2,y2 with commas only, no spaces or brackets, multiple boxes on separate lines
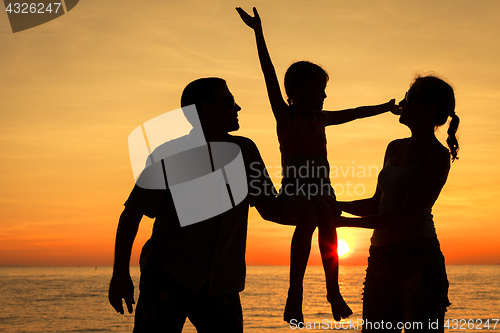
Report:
447,113,460,162
413,75,460,162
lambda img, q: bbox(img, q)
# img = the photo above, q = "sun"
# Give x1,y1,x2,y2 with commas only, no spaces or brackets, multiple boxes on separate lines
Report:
338,239,350,257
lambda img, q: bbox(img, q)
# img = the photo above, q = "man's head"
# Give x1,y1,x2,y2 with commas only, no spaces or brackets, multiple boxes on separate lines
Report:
180,78,241,136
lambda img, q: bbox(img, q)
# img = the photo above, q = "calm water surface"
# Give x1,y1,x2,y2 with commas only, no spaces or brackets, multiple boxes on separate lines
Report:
1,265,498,332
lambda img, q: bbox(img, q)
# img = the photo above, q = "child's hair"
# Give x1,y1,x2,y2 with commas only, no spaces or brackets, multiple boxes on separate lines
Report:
284,61,329,105
412,75,460,162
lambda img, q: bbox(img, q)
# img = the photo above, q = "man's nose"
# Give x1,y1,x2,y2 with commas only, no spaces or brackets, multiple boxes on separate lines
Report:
235,103,241,112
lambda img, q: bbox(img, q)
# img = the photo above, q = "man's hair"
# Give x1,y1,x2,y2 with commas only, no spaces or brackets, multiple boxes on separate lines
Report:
180,77,226,125
180,77,227,108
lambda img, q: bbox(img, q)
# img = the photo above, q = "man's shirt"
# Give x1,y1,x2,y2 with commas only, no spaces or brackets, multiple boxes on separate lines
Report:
125,134,275,296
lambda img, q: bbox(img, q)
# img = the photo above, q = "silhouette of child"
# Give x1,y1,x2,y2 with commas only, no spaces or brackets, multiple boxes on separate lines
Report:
236,7,399,324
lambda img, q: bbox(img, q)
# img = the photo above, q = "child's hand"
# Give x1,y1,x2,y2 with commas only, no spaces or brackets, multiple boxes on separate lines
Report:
388,99,402,115
236,7,262,30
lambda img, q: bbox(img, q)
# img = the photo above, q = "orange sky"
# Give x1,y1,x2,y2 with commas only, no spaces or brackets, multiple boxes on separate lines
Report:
1,0,499,266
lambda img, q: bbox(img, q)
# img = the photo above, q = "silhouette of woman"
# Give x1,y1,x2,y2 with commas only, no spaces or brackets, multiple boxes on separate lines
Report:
337,75,459,333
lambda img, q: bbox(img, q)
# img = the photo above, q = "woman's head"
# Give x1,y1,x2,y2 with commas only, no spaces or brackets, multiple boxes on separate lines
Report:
284,61,329,110
402,75,460,161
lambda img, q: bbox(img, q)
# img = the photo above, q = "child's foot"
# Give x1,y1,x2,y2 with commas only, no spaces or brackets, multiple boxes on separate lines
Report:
327,292,353,321
283,291,304,324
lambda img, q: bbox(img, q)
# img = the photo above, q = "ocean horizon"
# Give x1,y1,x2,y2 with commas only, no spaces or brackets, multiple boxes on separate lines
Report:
1,265,499,332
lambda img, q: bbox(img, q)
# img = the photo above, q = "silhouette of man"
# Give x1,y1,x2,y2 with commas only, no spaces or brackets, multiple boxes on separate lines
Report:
108,77,291,332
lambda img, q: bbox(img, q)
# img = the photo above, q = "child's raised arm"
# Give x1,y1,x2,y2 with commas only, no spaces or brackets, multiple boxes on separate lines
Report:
236,7,288,123
323,99,400,126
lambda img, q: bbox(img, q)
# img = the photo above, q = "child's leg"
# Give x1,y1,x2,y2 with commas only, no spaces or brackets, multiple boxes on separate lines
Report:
283,196,317,323
312,196,353,321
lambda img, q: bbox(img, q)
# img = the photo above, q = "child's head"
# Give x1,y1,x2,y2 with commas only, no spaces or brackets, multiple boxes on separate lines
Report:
284,61,329,110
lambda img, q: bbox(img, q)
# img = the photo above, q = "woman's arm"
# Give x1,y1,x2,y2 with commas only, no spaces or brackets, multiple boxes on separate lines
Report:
236,7,289,124
337,147,451,230
256,199,297,226
340,188,382,217
339,139,400,216
323,99,399,126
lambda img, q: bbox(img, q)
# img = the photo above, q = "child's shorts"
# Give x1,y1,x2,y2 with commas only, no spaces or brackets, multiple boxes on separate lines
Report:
277,178,336,213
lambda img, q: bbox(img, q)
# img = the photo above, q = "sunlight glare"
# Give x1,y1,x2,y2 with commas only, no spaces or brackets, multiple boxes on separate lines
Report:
338,239,350,257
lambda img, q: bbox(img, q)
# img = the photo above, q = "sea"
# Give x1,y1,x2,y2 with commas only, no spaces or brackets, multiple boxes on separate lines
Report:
1,265,498,332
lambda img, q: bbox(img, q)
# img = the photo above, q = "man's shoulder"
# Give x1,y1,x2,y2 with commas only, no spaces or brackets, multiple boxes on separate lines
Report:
226,134,258,150
226,134,263,160
226,134,253,142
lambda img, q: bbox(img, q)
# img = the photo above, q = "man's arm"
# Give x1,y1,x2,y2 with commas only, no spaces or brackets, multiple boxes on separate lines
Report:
255,198,296,225
108,206,143,314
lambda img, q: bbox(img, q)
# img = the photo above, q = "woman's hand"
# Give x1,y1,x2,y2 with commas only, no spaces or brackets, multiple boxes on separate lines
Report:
236,7,262,30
